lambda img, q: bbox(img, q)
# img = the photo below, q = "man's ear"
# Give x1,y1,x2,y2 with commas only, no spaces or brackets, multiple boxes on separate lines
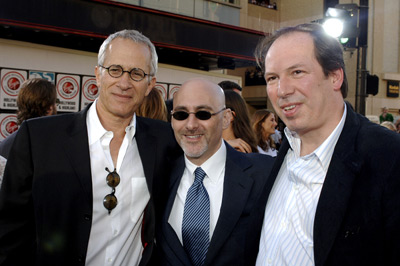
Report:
222,109,232,130
145,76,157,96
46,104,55,116
331,68,344,92
95,65,102,89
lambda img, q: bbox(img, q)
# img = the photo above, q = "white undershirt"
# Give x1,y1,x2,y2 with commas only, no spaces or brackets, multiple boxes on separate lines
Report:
256,104,346,266
85,100,150,266
168,140,226,243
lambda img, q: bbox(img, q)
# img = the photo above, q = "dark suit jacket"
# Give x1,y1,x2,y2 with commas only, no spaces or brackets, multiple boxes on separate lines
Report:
156,143,274,266
0,131,17,159
254,102,400,266
0,104,181,266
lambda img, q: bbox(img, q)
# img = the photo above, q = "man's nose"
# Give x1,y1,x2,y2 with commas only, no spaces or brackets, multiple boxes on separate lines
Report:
277,76,295,97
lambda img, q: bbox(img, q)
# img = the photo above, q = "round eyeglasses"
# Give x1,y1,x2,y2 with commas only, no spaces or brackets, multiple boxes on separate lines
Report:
99,64,151,82
103,167,120,214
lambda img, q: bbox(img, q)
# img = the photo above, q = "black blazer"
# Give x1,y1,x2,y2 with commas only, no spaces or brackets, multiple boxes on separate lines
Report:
0,104,181,266
156,143,274,266
254,102,400,266
0,131,17,159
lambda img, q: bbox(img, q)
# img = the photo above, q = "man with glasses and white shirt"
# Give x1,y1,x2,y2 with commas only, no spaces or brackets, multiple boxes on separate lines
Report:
0,29,180,266
156,78,274,265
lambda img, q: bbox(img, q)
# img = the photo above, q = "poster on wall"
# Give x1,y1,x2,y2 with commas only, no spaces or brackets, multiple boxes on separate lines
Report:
0,69,27,110
387,80,399,98
81,76,99,110
155,83,167,100
0,113,18,140
168,85,181,99
29,71,55,83
56,74,80,112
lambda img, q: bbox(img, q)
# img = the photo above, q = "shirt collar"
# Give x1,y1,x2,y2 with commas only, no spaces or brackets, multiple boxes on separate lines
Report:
184,140,226,184
87,99,136,146
284,103,347,171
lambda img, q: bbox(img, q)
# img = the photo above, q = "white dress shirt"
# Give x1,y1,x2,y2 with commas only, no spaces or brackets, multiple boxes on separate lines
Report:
85,100,150,266
256,104,347,266
0,155,6,189
168,140,226,243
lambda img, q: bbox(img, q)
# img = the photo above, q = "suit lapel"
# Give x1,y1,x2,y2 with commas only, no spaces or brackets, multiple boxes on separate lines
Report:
62,106,92,203
162,156,193,265
313,104,363,266
205,144,254,264
135,117,157,192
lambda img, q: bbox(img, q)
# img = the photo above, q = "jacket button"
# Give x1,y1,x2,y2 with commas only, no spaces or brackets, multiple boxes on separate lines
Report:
84,214,92,221
78,255,85,262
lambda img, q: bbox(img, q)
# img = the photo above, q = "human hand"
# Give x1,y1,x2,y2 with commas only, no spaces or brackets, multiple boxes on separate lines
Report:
226,138,252,153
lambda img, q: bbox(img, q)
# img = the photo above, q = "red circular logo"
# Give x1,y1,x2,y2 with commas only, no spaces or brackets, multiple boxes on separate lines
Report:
62,82,74,94
5,121,18,134
7,78,20,91
88,84,98,96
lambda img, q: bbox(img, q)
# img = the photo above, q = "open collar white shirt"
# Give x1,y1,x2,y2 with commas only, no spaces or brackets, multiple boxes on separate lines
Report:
257,104,347,266
168,140,226,243
85,100,150,266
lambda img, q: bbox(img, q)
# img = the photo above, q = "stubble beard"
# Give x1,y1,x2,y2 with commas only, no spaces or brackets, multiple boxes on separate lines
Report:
180,140,208,159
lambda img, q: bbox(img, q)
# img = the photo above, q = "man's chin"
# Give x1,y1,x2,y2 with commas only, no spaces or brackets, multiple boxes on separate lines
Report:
181,144,208,159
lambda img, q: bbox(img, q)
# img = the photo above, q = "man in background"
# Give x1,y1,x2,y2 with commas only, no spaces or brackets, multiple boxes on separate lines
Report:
379,107,394,123
254,23,400,265
218,80,242,96
0,78,57,159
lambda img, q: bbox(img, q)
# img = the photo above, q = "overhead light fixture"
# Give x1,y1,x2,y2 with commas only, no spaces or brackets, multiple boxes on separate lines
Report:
323,17,344,38
322,4,359,48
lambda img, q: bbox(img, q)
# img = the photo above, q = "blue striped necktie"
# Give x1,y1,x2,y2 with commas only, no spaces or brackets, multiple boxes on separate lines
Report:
182,167,210,266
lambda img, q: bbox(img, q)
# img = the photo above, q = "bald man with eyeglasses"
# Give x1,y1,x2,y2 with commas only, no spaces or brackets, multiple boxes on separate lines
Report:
156,78,275,266
0,30,181,266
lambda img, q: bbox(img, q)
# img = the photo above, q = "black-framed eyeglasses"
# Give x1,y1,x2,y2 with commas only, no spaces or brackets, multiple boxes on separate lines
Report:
99,64,151,82
103,167,120,214
171,108,226,121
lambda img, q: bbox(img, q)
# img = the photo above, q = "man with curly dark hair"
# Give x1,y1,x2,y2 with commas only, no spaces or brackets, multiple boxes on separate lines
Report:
0,78,57,158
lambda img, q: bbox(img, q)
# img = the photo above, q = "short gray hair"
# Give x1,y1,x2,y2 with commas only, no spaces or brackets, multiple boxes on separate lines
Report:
98,29,158,76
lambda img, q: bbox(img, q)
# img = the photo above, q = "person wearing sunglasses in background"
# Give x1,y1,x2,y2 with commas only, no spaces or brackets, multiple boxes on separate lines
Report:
0,29,181,266
155,78,274,265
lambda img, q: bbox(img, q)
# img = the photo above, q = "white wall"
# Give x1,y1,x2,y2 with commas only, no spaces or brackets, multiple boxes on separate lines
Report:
0,38,240,86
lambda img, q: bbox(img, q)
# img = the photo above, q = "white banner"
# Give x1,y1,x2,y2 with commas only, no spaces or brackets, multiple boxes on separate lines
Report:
81,76,98,110
56,74,80,112
0,69,27,110
0,113,18,140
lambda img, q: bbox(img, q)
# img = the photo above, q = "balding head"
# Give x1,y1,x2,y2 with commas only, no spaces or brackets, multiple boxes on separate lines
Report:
171,78,230,165
174,78,225,110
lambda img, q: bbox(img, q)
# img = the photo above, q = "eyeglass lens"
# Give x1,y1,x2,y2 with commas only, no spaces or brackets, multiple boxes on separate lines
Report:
103,167,120,214
172,111,212,121
103,65,147,82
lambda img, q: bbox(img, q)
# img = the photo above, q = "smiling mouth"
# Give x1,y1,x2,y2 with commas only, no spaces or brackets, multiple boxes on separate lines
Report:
186,134,202,139
283,105,296,111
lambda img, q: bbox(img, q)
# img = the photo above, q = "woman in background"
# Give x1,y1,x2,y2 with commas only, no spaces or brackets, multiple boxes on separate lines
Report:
223,90,258,153
252,109,278,157
137,88,168,122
